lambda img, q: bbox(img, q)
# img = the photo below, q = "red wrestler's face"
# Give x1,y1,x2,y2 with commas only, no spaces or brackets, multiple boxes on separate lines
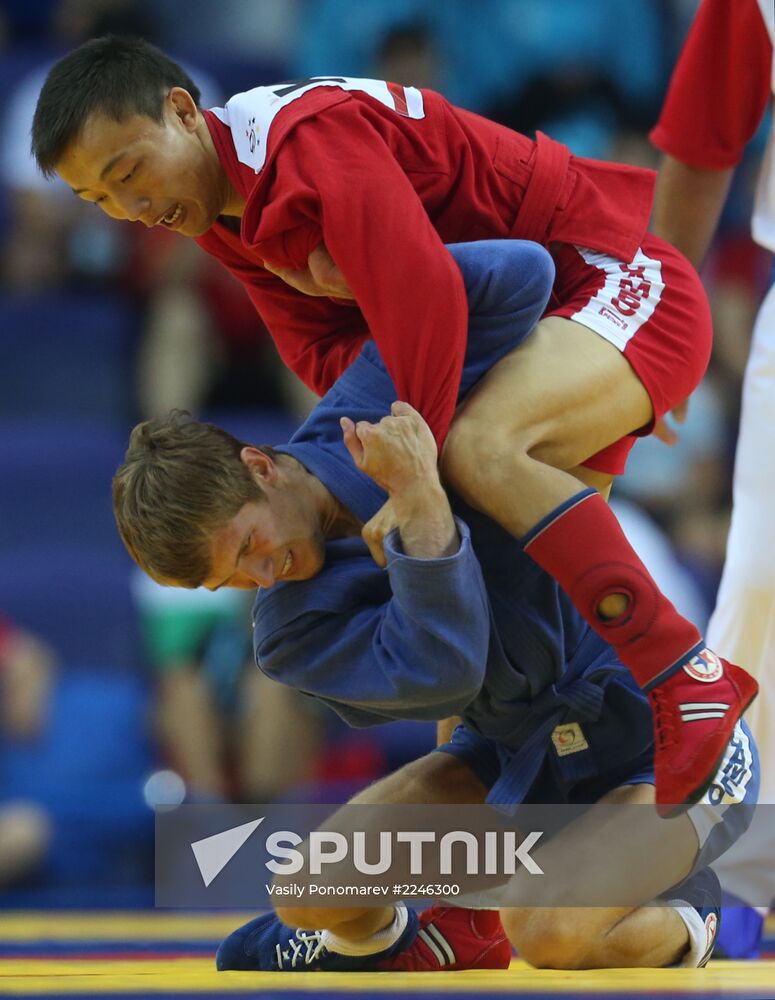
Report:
55,88,233,237
200,449,331,592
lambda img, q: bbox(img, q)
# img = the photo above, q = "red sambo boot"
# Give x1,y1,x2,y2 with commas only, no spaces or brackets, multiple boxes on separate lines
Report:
647,647,758,817
376,905,512,971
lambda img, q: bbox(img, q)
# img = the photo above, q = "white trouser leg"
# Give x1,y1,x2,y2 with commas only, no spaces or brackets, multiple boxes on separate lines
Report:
707,282,775,903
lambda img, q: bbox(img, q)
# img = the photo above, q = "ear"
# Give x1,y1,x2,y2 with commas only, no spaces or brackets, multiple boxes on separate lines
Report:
167,87,199,131
240,446,279,486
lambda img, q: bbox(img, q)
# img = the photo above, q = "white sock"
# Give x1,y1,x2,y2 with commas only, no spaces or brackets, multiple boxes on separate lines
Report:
666,900,717,968
321,903,408,957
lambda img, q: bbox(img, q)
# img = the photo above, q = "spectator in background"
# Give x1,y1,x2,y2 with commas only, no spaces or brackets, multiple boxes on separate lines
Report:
0,0,57,46
292,3,454,100
152,0,299,67
293,0,668,149
125,227,312,421
0,0,158,292
650,0,774,957
371,22,442,101
615,378,731,612
0,615,54,886
131,574,322,803
485,66,626,161
609,497,710,634
1,0,301,420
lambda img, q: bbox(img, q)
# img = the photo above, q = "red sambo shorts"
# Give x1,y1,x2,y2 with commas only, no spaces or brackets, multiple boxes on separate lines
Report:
547,232,712,475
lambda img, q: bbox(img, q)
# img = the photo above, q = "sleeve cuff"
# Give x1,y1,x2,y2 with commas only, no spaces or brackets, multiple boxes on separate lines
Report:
383,516,469,566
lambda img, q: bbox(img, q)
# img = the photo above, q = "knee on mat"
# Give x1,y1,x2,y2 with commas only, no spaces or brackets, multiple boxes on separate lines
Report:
501,909,593,970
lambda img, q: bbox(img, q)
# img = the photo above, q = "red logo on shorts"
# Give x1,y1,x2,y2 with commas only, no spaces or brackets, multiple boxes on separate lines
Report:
598,305,628,330
612,263,651,317
683,648,724,684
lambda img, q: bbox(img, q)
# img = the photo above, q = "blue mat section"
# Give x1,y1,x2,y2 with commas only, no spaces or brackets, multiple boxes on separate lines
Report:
0,941,217,957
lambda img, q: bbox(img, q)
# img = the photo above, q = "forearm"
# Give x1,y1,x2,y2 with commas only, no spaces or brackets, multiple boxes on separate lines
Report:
391,482,459,560
652,155,734,269
348,400,460,562
256,521,490,721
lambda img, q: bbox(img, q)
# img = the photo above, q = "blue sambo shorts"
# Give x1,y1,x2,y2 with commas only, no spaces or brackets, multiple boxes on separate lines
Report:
436,719,759,871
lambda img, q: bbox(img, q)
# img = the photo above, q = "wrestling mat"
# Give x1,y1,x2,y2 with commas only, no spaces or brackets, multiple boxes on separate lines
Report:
0,911,772,999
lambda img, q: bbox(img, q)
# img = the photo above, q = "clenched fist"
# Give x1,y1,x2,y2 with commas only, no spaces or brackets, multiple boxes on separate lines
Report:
340,400,439,496
340,402,458,565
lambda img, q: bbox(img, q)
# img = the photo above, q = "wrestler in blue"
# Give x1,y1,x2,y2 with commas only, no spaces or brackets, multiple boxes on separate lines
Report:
113,241,758,974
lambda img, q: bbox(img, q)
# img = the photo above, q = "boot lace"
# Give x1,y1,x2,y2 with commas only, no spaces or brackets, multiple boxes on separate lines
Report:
650,686,679,751
275,928,328,969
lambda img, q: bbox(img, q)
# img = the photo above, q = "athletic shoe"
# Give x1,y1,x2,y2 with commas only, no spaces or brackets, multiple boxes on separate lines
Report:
375,906,512,971
647,647,758,817
216,909,418,972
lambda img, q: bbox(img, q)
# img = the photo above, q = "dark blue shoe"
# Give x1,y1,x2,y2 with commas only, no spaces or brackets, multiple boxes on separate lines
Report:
216,909,419,972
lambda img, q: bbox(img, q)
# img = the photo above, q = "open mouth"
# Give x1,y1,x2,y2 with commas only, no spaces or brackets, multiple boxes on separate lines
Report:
280,551,293,577
159,203,183,228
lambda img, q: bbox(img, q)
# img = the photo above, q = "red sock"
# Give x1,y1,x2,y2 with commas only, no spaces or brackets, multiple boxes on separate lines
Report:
523,490,701,689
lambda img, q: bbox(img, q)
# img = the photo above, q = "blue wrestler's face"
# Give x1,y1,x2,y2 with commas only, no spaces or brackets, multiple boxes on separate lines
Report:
201,449,331,591
55,88,235,237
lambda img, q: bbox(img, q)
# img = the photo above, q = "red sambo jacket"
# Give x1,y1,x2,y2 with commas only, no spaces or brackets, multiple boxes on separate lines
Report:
197,77,655,444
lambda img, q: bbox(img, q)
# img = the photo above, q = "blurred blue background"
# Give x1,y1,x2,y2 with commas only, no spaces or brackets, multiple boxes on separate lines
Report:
0,0,769,907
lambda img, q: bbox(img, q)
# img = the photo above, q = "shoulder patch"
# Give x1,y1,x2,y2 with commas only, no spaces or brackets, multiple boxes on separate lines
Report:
210,77,425,174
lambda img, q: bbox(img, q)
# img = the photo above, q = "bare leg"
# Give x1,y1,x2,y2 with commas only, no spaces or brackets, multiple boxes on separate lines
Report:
273,751,486,932
501,783,697,969
441,316,650,533
504,901,688,969
442,320,638,624
441,314,757,816
276,762,703,969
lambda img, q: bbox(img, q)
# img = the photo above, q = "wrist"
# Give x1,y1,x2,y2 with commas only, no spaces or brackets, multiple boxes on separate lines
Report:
390,484,459,560
388,480,447,521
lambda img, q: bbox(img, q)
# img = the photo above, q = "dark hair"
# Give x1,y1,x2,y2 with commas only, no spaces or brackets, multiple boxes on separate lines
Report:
32,35,201,176
113,412,267,587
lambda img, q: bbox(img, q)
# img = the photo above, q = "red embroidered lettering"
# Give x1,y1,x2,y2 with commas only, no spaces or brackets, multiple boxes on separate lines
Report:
612,269,651,316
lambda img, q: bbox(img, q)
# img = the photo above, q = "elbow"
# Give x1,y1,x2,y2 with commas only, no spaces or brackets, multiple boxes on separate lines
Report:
439,651,487,711
458,668,487,708
434,608,489,710
391,651,484,718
